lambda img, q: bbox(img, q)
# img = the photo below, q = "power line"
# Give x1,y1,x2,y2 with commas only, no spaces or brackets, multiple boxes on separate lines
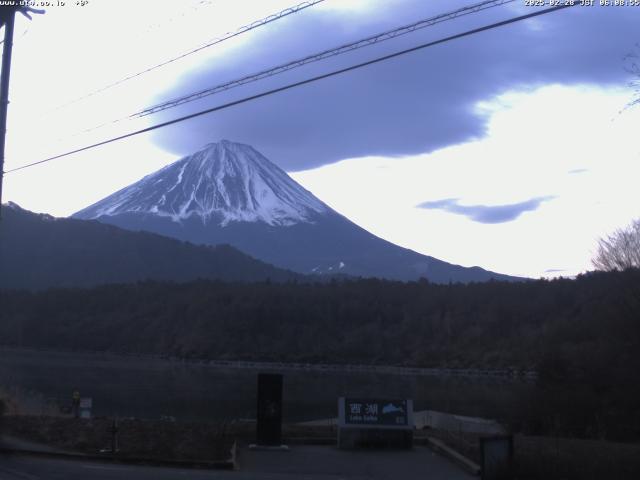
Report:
48,0,326,114
71,0,518,137
137,0,215,36
4,3,577,176
134,0,518,119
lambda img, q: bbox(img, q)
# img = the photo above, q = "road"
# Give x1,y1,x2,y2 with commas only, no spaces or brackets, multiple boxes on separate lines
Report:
240,445,475,479
0,446,474,479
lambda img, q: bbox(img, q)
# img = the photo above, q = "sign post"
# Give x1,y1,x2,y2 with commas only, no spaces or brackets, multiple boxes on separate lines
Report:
338,397,413,449
71,390,80,418
79,397,92,419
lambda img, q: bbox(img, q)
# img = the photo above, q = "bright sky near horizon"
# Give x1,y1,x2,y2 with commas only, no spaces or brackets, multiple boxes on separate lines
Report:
2,0,639,279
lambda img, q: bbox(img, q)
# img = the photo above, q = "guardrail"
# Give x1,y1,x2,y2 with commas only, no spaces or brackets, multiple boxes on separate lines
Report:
201,360,538,381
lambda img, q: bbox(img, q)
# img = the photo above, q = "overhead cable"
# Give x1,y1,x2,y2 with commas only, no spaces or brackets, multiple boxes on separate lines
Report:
133,0,518,119
49,0,326,112
4,4,577,175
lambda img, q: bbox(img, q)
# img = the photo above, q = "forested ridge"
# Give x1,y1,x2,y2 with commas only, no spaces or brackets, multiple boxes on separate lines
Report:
1,269,639,440
0,204,302,289
1,270,638,371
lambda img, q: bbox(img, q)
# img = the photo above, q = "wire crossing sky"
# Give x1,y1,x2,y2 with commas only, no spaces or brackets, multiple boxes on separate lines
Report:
56,0,519,142
47,0,327,114
4,0,639,279
3,3,575,175
132,0,518,119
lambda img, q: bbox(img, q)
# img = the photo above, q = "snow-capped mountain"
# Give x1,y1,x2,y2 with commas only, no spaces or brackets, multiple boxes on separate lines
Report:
74,140,518,283
75,140,327,226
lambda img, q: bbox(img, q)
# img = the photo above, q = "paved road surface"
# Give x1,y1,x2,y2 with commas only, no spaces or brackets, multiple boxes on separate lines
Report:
241,445,475,479
0,454,236,480
0,446,474,479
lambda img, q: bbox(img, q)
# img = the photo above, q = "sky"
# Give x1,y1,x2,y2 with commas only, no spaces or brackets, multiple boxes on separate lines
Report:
2,0,640,278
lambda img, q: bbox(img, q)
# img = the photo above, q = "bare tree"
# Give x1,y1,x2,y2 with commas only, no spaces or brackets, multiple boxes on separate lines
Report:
624,43,640,110
592,219,640,271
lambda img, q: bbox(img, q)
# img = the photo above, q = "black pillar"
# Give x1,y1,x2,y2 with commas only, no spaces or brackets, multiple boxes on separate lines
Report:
256,373,283,446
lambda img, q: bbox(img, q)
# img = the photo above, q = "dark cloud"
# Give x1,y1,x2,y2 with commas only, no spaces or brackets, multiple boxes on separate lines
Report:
417,196,554,223
150,1,639,170
568,168,588,174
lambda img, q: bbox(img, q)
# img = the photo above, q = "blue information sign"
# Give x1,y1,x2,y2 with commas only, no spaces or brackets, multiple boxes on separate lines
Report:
344,398,409,426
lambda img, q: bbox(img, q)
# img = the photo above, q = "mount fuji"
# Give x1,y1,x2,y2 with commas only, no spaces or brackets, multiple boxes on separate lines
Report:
74,140,516,283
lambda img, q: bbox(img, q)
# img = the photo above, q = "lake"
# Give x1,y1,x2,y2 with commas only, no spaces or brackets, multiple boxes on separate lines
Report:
0,348,532,423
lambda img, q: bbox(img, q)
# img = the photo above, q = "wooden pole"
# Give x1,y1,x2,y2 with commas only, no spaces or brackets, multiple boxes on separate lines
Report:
0,8,16,218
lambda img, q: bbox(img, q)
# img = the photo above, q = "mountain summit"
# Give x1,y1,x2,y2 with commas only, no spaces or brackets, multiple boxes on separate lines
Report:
75,140,327,226
74,140,518,283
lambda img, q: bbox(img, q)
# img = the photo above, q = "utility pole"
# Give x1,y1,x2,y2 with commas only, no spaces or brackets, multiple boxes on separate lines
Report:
0,3,43,218
0,6,16,218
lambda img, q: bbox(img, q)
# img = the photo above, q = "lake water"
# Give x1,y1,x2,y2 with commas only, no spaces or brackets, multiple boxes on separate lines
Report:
0,348,532,423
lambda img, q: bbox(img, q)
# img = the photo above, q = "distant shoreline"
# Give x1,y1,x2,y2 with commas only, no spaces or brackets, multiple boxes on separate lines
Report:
0,345,537,381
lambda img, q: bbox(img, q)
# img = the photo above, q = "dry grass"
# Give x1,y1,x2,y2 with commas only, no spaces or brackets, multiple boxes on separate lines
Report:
419,428,640,480
1,415,234,462
0,387,60,416
1,415,336,462
514,435,640,480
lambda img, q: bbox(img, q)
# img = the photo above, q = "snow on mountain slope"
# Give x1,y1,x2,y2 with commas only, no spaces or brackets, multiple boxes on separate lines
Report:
73,140,520,283
75,140,329,226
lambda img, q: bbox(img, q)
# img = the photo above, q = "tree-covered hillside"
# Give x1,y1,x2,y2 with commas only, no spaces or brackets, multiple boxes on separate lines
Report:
0,203,301,289
1,270,639,440
0,271,638,370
